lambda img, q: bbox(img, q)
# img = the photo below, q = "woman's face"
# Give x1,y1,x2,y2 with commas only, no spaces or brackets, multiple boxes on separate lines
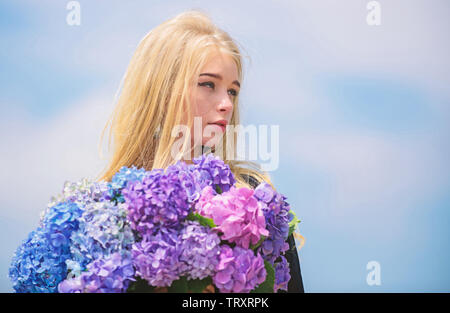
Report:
189,52,240,149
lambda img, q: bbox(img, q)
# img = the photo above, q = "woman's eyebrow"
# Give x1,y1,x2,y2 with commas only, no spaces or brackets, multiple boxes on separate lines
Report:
199,73,240,88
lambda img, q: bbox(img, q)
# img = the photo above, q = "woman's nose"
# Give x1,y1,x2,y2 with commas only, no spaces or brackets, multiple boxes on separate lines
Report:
217,95,233,113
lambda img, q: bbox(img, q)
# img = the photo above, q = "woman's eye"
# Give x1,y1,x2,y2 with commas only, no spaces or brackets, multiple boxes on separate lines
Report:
198,81,215,89
198,82,238,97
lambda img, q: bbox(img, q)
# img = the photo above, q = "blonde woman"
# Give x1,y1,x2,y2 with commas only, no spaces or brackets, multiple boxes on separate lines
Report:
96,10,304,293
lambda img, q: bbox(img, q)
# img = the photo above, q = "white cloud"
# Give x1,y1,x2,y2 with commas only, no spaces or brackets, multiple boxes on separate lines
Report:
284,129,449,216
0,88,114,223
276,0,450,92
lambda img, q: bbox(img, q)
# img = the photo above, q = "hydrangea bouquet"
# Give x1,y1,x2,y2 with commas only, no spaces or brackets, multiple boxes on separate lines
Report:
9,153,300,293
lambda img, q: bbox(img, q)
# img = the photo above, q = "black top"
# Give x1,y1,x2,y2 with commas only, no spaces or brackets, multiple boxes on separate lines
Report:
241,174,305,293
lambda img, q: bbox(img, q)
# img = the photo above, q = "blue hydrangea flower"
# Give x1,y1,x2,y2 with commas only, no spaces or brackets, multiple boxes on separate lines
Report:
41,178,109,223
40,201,84,255
58,252,135,293
9,227,70,293
10,201,83,293
106,166,148,204
66,200,135,277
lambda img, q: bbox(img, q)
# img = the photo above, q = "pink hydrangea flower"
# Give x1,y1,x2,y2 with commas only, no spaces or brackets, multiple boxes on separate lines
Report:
195,186,269,249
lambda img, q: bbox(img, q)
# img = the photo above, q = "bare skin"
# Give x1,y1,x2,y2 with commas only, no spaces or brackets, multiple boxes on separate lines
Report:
184,51,240,162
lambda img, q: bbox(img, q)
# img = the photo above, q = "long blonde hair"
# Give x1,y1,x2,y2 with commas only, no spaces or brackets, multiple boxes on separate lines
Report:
96,9,273,190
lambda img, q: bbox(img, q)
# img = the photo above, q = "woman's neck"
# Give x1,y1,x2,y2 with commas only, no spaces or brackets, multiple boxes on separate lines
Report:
183,145,212,164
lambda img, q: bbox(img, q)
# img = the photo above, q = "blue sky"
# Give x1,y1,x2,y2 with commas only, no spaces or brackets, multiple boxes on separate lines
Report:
1,0,449,292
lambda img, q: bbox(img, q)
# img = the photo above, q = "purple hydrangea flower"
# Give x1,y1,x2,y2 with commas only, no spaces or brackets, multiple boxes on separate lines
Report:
192,153,236,194
57,275,83,293
123,166,194,238
58,252,135,293
213,245,266,293
166,161,201,203
131,228,182,287
178,221,221,280
106,166,148,203
258,238,289,264
254,183,293,264
274,255,291,292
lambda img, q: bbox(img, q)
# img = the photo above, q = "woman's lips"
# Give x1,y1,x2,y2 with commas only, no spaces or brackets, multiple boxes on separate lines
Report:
208,123,226,132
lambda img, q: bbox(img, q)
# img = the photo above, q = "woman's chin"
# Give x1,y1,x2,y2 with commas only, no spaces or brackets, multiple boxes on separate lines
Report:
202,136,224,148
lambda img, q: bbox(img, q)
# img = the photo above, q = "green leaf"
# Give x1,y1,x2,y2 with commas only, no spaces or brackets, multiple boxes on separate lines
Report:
126,277,155,293
215,185,223,194
249,235,266,251
168,276,188,293
186,277,213,293
187,212,216,228
251,261,275,293
288,209,301,237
